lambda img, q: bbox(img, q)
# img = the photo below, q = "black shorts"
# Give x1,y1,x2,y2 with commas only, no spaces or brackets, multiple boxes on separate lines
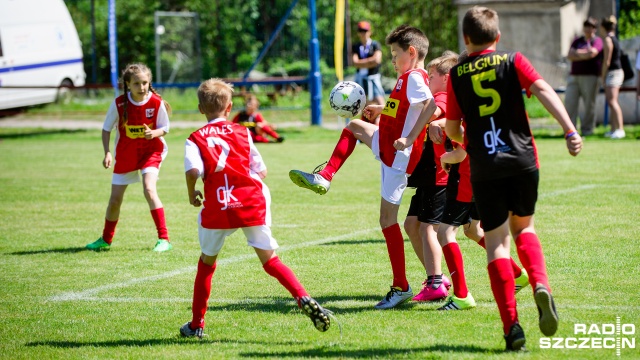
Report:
440,199,473,227
469,202,480,221
406,185,446,224
472,170,539,232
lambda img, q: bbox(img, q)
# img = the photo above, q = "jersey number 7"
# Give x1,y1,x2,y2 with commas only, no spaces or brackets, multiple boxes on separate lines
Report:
206,136,231,172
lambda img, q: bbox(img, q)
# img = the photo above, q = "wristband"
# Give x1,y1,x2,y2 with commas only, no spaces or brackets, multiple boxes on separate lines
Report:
565,131,577,139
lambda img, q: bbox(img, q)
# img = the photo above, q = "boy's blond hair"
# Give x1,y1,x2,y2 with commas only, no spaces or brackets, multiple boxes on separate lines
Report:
385,25,429,61
198,78,234,115
463,6,499,46
427,51,459,75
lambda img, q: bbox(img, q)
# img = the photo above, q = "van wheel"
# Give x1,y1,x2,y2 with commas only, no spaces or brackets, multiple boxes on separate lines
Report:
56,79,74,104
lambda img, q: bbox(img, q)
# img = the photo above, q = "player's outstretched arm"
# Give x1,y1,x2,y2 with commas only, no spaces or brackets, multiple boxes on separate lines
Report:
529,79,582,156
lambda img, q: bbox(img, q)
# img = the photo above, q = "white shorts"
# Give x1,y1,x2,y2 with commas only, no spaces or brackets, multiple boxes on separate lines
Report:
112,167,160,185
197,212,279,256
605,69,624,87
371,130,409,205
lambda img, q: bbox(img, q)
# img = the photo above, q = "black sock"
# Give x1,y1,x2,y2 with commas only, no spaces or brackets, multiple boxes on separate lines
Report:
427,274,443,289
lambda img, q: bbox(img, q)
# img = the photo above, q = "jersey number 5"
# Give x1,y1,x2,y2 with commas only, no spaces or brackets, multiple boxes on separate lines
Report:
471,69,501,117
206,136,230,172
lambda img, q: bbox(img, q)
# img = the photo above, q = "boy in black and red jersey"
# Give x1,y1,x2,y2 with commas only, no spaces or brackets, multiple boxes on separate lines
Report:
289,25,437,310
180,79,332,338
405,51,457,304
444,6,582,351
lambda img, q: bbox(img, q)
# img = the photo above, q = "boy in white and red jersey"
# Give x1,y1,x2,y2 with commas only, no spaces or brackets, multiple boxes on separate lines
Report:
445,7,582,351
289,25,437,310
86,63,173,252
180,79,332,338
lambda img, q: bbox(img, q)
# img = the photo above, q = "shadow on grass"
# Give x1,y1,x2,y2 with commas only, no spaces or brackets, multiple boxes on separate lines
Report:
0,129,87,139
204,294,417,315
26,336,300,348
8,247,88,255
239,343,503,358
321,238,385,246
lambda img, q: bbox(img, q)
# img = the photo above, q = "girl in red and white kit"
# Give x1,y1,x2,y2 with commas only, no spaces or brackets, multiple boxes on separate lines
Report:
87,63,173,252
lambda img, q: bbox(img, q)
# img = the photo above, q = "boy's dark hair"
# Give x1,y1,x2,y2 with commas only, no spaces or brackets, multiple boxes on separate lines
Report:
462,6,499,46
457,50,469,64
600,15,616,32
385,25,429,61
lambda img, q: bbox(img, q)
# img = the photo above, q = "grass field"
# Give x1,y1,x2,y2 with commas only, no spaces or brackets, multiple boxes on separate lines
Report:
0,124,639,359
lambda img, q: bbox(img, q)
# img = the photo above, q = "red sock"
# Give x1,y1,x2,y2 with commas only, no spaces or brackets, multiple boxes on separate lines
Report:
515,232,550,291
442,242,468,298
488,258,518,335
318,128,357,181
478,237,522,278
260,125,280,139
102,219,118,244
381,223,408,291
263,256,308,299
254,134,270,143
191,258,216,328
150,208,169,240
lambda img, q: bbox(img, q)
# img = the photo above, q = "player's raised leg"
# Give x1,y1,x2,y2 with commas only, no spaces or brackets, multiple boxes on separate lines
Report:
289,120,376,195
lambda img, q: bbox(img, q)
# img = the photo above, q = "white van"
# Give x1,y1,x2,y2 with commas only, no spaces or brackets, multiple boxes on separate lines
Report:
0,0,86,110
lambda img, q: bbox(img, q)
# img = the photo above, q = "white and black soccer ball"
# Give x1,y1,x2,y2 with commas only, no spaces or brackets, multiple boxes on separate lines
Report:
329,81,366,118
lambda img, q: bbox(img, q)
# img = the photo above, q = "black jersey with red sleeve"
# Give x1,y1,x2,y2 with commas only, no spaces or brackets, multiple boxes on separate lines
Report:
447,50,542,181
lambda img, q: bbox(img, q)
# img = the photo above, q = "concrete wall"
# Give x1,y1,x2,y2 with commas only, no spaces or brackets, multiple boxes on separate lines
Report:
453,0,639,124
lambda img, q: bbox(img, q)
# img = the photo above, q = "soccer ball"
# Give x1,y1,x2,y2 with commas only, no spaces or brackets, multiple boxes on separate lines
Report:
329,81,366,118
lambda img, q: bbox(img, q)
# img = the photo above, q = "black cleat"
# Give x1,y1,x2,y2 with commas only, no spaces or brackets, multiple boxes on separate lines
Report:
504,322,526,351
298,296,331,332
534,283,559,336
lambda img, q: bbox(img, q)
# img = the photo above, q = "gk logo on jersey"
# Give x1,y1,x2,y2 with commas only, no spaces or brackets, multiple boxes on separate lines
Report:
217,174,241,210
483,117,511,154
382,98,399,118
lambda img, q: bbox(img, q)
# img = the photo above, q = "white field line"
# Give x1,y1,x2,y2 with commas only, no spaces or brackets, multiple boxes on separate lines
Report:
538,184,598,199
48,228,379,302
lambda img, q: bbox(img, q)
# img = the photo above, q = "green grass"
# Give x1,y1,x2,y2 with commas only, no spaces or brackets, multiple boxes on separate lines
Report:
0,125,639,359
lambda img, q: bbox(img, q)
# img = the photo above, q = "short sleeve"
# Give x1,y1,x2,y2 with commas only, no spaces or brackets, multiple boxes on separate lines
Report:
102,100,118,131
247,129,267,174
184,139,204,176
156,101,170,133
406,72,433,105
446,75,463,121
515,52,542,97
